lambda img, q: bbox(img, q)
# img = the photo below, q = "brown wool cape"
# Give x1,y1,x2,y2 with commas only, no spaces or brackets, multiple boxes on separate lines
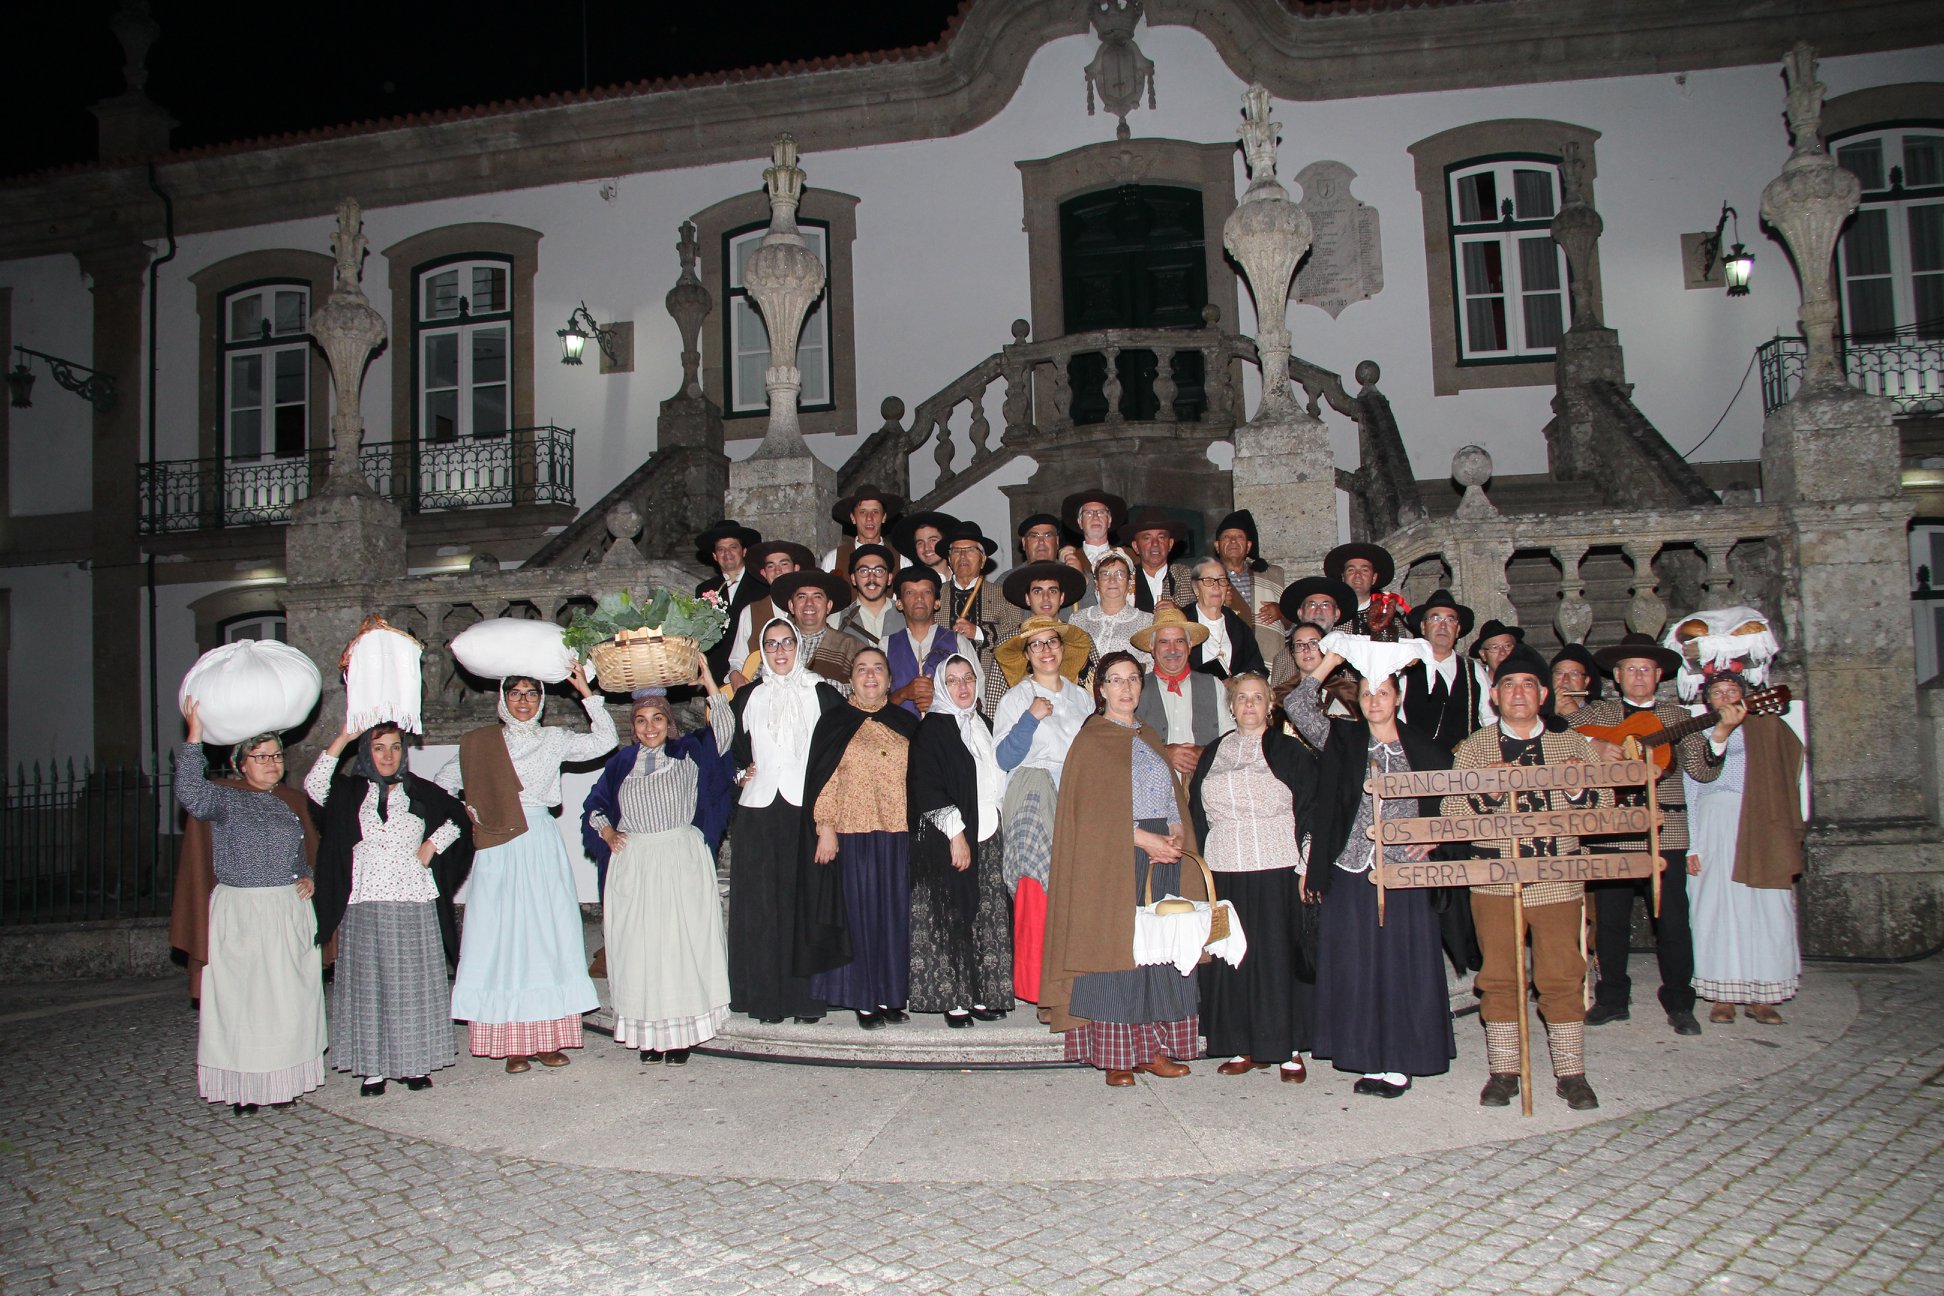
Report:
169,779,323,1000
1037,715,1204,1034
1731,715,1806,889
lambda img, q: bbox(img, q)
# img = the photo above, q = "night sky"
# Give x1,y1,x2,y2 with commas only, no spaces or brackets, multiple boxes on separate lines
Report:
1,1,969,179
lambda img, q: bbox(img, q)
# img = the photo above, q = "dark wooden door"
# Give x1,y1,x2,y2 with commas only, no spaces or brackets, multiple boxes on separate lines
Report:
1060,185,1208,424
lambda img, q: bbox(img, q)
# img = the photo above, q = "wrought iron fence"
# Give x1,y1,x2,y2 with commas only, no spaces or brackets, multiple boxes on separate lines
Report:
1,760,180,925
1758,332,1944,416
138,426,576,534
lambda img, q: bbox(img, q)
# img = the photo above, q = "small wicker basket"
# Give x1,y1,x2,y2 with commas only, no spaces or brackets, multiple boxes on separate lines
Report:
588,627,701,691
1144,848,1229,944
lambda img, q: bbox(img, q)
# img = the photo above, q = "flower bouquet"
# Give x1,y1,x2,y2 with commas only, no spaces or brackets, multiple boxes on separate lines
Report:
564,588,730,691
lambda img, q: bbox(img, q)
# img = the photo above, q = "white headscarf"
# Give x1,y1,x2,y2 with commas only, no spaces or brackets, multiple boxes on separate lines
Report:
497,676,546,732
928,652,1002,842
751,616,819,760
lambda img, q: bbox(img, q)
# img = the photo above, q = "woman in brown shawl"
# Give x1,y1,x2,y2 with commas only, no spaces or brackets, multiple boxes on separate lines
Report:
1683,670,1803,1024
1039,650,1207,1087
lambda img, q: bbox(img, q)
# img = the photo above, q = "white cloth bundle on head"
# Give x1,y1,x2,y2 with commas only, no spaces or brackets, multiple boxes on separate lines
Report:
928,652,1002,842
1664,606,1779,700
344,625,423,735
450,617,590,686
179,640,323,746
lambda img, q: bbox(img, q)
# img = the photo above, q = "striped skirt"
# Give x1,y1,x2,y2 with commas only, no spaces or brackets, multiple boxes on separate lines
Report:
329,900,456,1080
605,826,731,1050
198,884,327,1105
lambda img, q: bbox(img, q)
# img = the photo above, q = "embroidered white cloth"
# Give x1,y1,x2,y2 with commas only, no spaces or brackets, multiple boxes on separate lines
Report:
344,627,424,735
1133,899,1248,974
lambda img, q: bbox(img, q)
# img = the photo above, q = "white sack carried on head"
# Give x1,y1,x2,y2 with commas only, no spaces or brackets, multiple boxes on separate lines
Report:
1318,632,1436,689
1663,605,1779,700
179,640,323,746
450,617,582,685
345,627,424,735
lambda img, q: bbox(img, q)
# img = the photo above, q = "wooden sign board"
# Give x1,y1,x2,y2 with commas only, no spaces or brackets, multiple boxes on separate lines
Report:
1375,805,1660,846
1369,760,1652,800
1378,852,1661,889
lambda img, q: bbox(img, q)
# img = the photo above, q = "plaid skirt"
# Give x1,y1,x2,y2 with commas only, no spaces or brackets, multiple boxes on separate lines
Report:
329,900,456,1080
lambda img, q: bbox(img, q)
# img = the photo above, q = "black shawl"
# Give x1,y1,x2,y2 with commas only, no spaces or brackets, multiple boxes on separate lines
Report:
792,700,922,977
1186,726,1318,858
1306,716,1451,897
1189,606,1267,680
310,760,475,964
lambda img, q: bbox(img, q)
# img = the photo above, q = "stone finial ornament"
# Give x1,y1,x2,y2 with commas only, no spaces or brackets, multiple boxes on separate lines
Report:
309,197,388,493
1549,141,1602,328
665,219,712,400
1084,0,1157,142
1222,85,1313,415
1760,42,1860,391
741,135,828,458
1451,445,1500,520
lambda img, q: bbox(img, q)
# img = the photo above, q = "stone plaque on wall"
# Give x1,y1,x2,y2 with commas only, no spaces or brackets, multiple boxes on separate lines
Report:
1292,161,1382,318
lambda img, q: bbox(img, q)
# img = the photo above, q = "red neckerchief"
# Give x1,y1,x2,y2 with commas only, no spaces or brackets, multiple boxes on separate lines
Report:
1156,664,1191,695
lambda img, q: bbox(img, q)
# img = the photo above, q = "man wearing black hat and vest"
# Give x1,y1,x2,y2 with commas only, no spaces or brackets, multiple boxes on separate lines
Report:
695,520,766,683
832,545,903,650
885,566,966,716
1119,508,1196,612
1269,576,1355,707
1398,591,1487,753
940,521,1004,652
1062,491,1128,571
822,485,902,574
1323,543,1395,636
769,569,861,686
1212,509,1286,668
727,541,817,687
1567,632,1734,1037
1445,644,1606,1111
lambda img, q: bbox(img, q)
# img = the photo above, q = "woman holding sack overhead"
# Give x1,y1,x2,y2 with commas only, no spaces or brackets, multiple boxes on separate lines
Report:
435,664,615,1074
175,701,327,1113
1040,650,1207,1088
306,720,473,1097
580,661,737,1064
906,652,1014,1026
727,617,844,1023
1189,672,1317,1084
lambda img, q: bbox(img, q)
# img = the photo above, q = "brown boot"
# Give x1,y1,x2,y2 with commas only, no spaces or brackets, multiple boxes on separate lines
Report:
1746,1003,1785,1025
1709,1002,1736,1024
505,1056,531,1074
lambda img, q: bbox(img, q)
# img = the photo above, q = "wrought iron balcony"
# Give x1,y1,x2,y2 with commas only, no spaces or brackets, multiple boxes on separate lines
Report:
1758,331,1944,416
138,425,575,535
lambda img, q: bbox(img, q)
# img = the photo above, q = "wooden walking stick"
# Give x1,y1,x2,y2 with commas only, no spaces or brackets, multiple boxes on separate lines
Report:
1510,833,1534,1118
1370,759,1387,926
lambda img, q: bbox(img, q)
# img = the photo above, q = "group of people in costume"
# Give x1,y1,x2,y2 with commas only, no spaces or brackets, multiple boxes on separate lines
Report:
168,481,1805,1112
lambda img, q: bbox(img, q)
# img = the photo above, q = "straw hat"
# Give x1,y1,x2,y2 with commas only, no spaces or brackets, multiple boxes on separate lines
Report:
994,615,1091,687
1129,604,1210,654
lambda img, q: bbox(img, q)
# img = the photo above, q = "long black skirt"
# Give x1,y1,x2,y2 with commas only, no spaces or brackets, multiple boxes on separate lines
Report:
726,799,826,1020
1199,867,1312,1062
908,830,1013,1014
1311,868,1455,1077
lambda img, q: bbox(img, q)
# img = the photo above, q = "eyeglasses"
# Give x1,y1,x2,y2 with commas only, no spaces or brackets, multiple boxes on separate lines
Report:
762,639,796,652
1194,576,1227,586
506,688,542,701
1026,638,1063,652
948,545,985,557
1617,664,1660,676
1292,640,1322,653
1078,507,1111,519
853,565,890,577
241,752,284,763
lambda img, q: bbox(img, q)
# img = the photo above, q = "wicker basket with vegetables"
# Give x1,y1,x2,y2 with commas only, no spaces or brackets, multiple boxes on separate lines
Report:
563,589,730,691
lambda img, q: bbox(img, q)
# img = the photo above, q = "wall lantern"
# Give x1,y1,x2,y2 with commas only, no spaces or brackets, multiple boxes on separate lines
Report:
1700,202,1754,298
7,346,118,411
557,302,619,366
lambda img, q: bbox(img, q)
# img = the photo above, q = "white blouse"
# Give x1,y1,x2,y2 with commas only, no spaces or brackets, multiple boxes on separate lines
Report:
435,696,618,808
305,753,460,905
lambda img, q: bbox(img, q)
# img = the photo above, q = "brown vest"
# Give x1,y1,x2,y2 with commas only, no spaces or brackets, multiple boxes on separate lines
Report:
457,726,529,849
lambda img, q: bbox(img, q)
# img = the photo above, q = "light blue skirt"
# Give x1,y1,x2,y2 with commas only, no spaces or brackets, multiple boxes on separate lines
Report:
450,806,600,1025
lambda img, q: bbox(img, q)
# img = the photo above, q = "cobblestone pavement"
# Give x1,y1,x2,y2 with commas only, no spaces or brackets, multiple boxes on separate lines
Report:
1,959,1940,1295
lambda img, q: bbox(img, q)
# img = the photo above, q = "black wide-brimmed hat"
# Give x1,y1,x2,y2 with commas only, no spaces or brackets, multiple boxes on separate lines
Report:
1212,509,1269,573
938,519,998,557
888,511,959,560
1016,512,1063,539
1592,631,1682,676
846,543,896,574
1002,560,1086,609
830,484,904,530
1114,506,1189,547
1323,542,1396,590
693,519,761,566
1468,619,1525,659
769,568,854,614
1061,490,1128,535
891,564,943,593
1278,575,1356,628
1549,644,1600,677
1491,643,1551,685
1405,588,1475,639
744,540,817,573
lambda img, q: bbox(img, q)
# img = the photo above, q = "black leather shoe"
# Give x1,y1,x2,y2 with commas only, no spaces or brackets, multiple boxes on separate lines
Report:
1585,1002,1630,1026
754,1016,785,1025
793,1015,824,1025
946,1012,974,1028
1556,1074,1600,1110
1479,1074,1521,1107
641,1048,665,1063
968,1004,1006,1021
665,1048,690,1066
878,1008,909,1024
855,1010,884,1030
359,1079,387,1098
1352,1077,1412,1098
1667,1010,1702,1036
231,1103,259,1116
403,1076,433,1092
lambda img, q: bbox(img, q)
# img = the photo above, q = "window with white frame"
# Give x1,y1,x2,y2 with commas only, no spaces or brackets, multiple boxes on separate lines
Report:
1834,126,1944,341
723,222,831,416
1446,158,1570,362
415,257,513,441
220,282,309,460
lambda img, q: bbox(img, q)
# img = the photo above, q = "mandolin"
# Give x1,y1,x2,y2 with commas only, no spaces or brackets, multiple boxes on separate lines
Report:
1575,685,1792,772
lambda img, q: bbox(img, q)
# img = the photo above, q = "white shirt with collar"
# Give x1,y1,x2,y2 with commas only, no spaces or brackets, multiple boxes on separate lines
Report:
1196,607,1232,672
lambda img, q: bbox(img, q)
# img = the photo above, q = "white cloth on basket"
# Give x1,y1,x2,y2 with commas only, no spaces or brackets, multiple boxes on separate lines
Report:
1133,899,1248,974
